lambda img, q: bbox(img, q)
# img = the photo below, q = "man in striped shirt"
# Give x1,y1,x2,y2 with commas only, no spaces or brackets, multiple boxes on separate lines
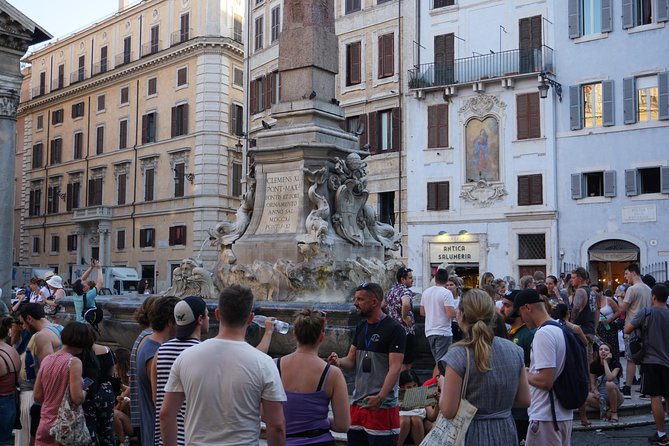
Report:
153,296,209,446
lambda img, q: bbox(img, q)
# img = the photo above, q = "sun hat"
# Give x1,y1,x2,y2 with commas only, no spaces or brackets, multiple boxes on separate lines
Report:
46,275,64,289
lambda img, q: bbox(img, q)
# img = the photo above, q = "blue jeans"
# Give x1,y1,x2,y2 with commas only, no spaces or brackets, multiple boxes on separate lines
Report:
0,394,15,442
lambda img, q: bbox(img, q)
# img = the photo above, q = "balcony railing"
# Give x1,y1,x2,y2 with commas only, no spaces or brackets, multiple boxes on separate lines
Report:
115,51,134,67
51,78,65,91
408,45,554,89
170,29,192,46
72,206,112,222
70,69,87,84
141,40,162,58
92,60,109,76
31,86,46,98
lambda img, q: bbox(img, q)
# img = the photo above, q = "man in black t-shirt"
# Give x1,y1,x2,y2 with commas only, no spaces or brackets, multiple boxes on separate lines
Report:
328,282,405,446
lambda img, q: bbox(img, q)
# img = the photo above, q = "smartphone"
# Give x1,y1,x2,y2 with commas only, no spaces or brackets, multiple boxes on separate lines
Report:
82,377,94,391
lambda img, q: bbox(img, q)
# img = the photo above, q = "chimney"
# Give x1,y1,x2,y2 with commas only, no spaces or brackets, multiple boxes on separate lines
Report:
119,0,130,12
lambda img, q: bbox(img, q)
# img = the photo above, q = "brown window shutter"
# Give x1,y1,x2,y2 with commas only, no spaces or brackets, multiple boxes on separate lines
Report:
71,104,76,119
384,34,394,77
367,111,378,154
250,80,257,114
517,94,529,140
66,183,73,211
437,182,449,210
140,229,146,247
428,105,438,148
391,107,400,151
182,104,189,134
88,179,94,206
530,174,543,204
427,183,437,210
141,115,148,144
438,104,449,147
358,114,368,149
261,75,268,111
349,42,361,84
528,92,540,138
518,175,530,205
171,106,177,137
266,73,274,110
230,104,238,136
377,36,384,78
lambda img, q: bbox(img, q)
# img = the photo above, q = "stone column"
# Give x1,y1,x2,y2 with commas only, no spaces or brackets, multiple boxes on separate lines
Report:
75,227,84,267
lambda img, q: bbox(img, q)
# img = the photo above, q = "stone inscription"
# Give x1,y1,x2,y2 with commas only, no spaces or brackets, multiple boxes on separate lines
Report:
257,172,303,234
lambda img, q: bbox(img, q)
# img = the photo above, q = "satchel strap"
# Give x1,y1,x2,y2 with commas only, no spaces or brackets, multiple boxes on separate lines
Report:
461,348,471,400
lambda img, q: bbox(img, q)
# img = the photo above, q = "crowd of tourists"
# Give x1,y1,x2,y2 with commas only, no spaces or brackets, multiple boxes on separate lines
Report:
1,261,669,446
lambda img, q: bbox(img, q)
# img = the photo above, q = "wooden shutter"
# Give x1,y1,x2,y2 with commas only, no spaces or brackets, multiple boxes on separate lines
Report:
427,105,438,148
367,111,378,154
181,104,189,134
623,77,636,124
661,167,669,194
391,107,400,152
88,178,95,206
569,85,582,130
518,93,540,139
66,183,73,211
181,13,190,39
171,106,177,137
378,34,394,78
145,169,154,201
602,80,615,126
348,42,361,85
266,72,274,110
601,0,613,32
377,36,384,78
571,173,584,199
250,79,256,115
518,175,530,205
140,229,146,247
96,127,104,154
659,72,669,121
625,169,638,196
658,0,669,22
622,0,634,29
230,104,238,136
603,170,616,197
71,104,76,118
438,104,448,147
141,115,148,144
517,94,529,140
530,174,542,204
568,0,581,38
118,174,126,205
427,182,449,211
358,114,368,150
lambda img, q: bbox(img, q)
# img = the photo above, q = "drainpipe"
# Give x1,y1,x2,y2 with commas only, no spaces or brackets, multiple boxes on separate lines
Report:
131,79,140,248
397,0,403,258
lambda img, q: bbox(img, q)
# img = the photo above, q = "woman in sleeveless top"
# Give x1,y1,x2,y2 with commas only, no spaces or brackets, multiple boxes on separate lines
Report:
597,291,621,363
276,309,349,446
33,322,95,446
0,317,21,443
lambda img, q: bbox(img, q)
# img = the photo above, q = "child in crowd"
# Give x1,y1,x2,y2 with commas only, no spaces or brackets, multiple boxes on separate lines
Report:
399,369,439,446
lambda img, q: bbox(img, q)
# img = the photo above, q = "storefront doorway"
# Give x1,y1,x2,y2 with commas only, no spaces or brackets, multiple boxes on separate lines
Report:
588,239,639,293
429,263,480,288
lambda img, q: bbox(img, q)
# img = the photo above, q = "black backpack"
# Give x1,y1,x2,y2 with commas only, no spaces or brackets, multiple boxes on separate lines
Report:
541,320,589,430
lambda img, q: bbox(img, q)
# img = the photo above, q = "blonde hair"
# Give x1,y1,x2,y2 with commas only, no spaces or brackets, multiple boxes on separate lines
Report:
454,288,495,373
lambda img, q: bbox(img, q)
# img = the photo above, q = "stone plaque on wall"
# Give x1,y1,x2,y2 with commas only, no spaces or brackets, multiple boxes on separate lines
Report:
256,171,303,234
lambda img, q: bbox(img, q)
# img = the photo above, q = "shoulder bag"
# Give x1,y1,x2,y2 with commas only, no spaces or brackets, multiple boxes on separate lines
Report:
49,358,92,446
420,348,478,446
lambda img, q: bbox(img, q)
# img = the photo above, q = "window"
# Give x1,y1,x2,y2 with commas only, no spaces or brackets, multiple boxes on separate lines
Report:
624,74,668,124
517,174,543,205
148,77,157,96
174,163,185,197
29,185,41,216
269,71,280,105
378,110,392,150
120,86,129,105
38,72,45,95
180,13,190,42
516,93,541,139
97,95,106,112
52,109,64,125
427,104,448,148
571,171,617,199
231,103,244,136
117,173,127,205
250,76,265,114
119,119,128,150
47,185,60,214
57,65,64,89
233,67,243,87
568,0,613,37
518,234,546,259
625,166,669,196
32,143,43,169
254,16,264,51
142,112,157,143
347,115,368,150
88,177,103,206
96,126,104,154
36,115,43,130
50,235,60,253
232,162,242,197
66,181,81,211
73,132,83,159
427,181,449,211
570,81,615,130
377,33,394,79
77,55,85,82
346,42,362,86
346,0,361,14
72,102,84,118
271,6,281,43
123,36,132,64
117,229,126,250
433,0,455,8
144,168,155,201
150,25,160,54
171,104,189,137
378,191,395,226
234,15,243,43
67,234,77,252
100,46,108,73
367,108,399,153
50,138,62,165
637,77,659,122
32,237,40,254
169,225,187,246
139,228,155,248
434,33,455,85
177,67,188,86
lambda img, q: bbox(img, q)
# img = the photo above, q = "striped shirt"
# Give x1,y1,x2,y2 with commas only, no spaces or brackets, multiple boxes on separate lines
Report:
154,338,200,446
130,328,152,428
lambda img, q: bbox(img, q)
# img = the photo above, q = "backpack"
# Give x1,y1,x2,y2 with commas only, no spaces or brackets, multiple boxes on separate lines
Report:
540,320,589,430
629,308,650,363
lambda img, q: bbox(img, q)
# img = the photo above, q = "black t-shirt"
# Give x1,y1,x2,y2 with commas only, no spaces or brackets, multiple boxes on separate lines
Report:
589,359,622,379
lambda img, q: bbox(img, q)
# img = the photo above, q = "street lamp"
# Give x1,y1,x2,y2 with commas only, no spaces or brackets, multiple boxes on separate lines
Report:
538,72,562,101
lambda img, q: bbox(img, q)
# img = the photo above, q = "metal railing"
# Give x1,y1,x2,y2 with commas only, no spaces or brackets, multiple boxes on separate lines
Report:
170,29,192,46
92,60,109,76
31,86,46,98
51,78,65,91
408,45,554,89
141,40,162,57
70,69,87,84
115,51,134,67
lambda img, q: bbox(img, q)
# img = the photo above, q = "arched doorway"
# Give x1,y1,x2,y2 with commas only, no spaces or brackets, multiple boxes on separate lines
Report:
588,239,640,292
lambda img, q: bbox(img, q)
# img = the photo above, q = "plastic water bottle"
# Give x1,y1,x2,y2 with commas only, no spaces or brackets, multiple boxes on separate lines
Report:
252,315,290,334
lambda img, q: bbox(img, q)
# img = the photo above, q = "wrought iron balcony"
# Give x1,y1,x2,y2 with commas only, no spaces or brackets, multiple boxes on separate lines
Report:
115,51,134,67
31,86,46,99
51,78,65,91
92,60,109,76
141,40,162,57
170,29,192,46
408,45,554,90
70,69,87,84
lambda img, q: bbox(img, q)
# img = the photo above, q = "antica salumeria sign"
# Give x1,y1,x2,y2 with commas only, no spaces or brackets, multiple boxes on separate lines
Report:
429,242,480,263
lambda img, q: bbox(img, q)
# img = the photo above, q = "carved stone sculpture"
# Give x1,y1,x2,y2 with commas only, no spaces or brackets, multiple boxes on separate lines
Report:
163,258,216,299
329,154,369,246
300,166,330,244
208,178,256,247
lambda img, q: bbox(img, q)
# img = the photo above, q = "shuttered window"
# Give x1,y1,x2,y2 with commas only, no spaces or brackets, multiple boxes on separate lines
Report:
50,138,62,165
231,104,244,136
177,67,188,86
72,102,85,118
66,182,80,211
174,163,185,198
271,6,281,43
148,77,157,96
516,93,541,139
117,173,126,205
88,177,103,206
519,16,542,73
67,235,77,252
117,230,125,250
97,94,106,112
169,225,187,246
96,126,104,154
32,143,43,168
144,168,155,201
517,174,543,206
346,0,361,14
139,228,155,248
120,86,129,105
427,104,449,148
254,16,264,51
73,132,83,159
346,42,362,86
119,119,128,150
171,104,189,137
427,181,450,211
378,33,394,79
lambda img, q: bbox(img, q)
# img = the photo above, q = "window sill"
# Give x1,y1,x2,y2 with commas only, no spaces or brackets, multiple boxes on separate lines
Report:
119,102,129,108
573,32,609,44
342,83,366,94
175,83,188,91
428,4,458,17
626,22,665,34
170,245,186,250
146,93,158,99
72,116,84,122
630,193,668,201
96,109,106,115
513,136,546,143
575,196,612,204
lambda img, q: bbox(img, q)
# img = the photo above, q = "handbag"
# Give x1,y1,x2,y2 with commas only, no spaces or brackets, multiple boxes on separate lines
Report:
420,348,478,446
49,359,92,446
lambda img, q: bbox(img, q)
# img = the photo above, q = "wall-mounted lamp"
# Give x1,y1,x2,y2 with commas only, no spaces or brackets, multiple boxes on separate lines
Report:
174,167,195,184
438,230,468,236
538,72,562,101
438,231,448,235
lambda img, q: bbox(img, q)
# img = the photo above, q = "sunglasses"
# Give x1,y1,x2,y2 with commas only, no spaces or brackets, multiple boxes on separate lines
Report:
356,281,371,291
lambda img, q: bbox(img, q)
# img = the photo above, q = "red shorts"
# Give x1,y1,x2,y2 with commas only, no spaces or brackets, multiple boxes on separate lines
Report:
350,404,400,435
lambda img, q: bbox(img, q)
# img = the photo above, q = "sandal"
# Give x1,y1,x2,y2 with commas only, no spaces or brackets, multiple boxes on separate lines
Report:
580,419,592,427
608,412,619,423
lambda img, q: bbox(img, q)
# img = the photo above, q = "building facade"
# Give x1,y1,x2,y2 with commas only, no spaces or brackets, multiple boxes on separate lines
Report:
556,0,669,287
16,0,244,291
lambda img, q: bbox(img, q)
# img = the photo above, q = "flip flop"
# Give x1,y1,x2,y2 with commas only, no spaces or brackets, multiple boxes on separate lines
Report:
580,420,592,427
608,413,619,423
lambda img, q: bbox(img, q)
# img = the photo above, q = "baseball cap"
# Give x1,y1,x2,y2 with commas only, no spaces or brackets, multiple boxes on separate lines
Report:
502,289,520,304
174,296,207,339
509,288,543,318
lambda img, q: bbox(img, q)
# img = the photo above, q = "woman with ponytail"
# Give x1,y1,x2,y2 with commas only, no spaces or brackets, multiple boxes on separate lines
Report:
439,289,530,444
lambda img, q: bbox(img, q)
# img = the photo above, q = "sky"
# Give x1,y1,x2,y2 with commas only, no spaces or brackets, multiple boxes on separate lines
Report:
8,0,138,53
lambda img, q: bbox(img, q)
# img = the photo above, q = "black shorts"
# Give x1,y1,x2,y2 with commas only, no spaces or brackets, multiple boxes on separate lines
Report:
30,403,41,436
403,333,416,364
641,363,669,398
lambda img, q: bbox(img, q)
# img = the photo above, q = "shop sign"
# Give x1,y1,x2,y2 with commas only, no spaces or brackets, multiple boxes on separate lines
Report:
430,242,479,263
